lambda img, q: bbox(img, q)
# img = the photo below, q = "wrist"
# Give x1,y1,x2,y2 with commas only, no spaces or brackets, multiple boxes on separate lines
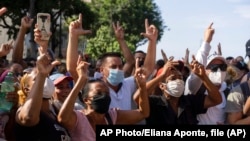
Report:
20,26,28,33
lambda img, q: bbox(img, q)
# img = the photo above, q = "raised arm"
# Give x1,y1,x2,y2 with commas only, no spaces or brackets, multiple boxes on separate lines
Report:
66,13,91,83
113,22,135,77
15,26,59,126
133,58,176,104
140,19,158,79
185,22,215,95
116,58,148,124
0,41,13,57
190,55,221,108
15,54,58,126
58,56,89,130
12,16,34,65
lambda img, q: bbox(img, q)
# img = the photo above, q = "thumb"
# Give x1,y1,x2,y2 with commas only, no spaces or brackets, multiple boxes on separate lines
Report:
140,32,149,38
51,60,61,68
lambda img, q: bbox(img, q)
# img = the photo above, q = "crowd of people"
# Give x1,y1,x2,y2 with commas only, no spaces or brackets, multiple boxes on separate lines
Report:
1,6,250,141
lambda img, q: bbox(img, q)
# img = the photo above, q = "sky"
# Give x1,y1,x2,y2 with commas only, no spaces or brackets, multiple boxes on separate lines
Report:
137,0,250,62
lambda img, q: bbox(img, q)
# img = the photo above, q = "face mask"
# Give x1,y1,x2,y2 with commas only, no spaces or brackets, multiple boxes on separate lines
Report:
91,94,111,114
208,69,226,85
43,78,55,99
164,79,185,97
107,69,124,86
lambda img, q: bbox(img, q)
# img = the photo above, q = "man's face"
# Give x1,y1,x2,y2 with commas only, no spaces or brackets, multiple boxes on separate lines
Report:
134,52,145,62
206,59,227,74
100,56,123,80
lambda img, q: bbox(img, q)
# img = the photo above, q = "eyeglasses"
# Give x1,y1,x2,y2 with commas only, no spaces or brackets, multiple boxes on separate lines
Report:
207,64,227,72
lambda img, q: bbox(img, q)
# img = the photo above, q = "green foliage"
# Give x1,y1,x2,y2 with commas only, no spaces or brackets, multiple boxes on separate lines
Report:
86,0,166,59
85,25,135,60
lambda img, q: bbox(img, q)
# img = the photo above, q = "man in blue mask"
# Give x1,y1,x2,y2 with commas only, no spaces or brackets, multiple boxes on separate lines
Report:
99,52,136,110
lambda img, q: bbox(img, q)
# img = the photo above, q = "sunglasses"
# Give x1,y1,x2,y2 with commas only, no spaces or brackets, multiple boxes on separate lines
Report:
207,64,227,72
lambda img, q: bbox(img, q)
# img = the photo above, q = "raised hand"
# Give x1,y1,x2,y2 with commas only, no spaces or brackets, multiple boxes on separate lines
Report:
190,55,206,78
204,22,215,43
0,40,13,57
112,21,124,41
34,24,51,53
36,54,60,76
0,7,7,16
21,16,34,29
69,13,92,37
160,57,179,77
134,58,146,88
76,55,90,79
141,19,158,42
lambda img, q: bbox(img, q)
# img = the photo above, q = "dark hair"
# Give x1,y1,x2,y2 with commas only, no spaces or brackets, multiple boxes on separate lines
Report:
79,79,106,107
134,50,146,55
226,56,234,60
156,59,165,68
100,52,122,65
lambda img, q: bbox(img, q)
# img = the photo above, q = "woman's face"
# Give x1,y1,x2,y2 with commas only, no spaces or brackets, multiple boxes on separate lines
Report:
84,81,110,108
53,79,71,103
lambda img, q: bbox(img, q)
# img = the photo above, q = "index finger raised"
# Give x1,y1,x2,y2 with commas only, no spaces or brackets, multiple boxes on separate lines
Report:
78,13,82,24
208,22,213,29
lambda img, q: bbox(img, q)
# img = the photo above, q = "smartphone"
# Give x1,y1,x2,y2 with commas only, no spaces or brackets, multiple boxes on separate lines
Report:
37,13,51,40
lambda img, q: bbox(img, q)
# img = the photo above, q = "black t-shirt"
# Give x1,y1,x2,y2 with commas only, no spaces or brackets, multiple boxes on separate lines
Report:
15,111,71,141
146,93,207,125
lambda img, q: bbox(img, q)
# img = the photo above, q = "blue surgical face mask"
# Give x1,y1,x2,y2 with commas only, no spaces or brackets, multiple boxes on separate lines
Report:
107,69,124,86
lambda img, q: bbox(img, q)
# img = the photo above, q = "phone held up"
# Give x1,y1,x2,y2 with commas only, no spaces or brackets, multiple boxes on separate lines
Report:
37,13,51,40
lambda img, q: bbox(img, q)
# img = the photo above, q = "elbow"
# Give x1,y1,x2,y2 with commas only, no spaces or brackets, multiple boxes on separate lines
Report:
208,91,222,106
57,115,66,124
143,111,150,118
214,91,222,105
57,114,70,125
18,114,39,126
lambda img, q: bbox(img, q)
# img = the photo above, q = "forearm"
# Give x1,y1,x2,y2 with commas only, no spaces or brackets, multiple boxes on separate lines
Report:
196,42,211,66
12,26,27,63
201,75,222,107
66,34,79,82
58,76,87,124
16,73,46,126
118,39,135,76
143,40,156,79
233,116,250,124
138,85,149,118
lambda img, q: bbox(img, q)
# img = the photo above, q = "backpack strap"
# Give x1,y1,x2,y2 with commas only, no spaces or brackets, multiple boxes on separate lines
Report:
240,81,250,102
105,112,113,125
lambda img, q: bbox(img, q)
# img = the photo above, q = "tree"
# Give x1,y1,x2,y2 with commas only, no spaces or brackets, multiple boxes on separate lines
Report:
0,0,95,58
84,0,166,60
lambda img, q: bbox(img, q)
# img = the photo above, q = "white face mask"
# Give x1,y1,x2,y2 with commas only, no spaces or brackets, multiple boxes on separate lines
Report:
208,69,226,85
164,79,185,97
43,78,55,99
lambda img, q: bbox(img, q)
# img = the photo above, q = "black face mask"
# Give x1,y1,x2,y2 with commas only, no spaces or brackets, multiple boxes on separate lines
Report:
91,94,111,114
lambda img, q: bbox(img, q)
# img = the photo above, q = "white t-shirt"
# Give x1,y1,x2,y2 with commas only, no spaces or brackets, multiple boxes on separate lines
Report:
197,82,227,124
108,76,137,110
